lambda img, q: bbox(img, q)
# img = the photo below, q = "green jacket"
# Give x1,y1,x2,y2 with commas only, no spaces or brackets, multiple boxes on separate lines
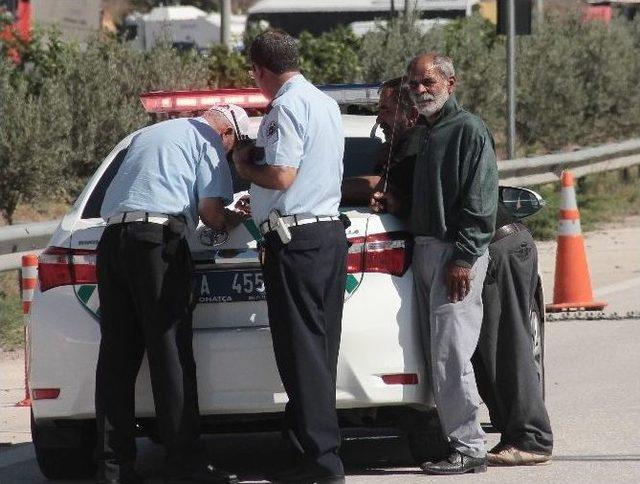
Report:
411,95,498,268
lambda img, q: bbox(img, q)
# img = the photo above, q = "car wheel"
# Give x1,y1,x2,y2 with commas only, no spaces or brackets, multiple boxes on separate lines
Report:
31,410,97,479
406,410,449,464
530,299,546,399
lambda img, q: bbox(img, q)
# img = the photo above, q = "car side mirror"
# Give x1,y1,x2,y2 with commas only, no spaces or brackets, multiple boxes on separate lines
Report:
499,186,545,219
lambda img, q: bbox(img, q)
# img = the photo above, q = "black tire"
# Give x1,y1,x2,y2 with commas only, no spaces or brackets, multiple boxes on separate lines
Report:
31,410,97,479
530,297,546,400
406,410,449,464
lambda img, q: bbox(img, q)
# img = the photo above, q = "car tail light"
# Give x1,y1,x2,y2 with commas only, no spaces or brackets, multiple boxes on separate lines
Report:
347,232,412,277
31,388,61,400
381,373,419,385
38,247,97,292
140,89,269,114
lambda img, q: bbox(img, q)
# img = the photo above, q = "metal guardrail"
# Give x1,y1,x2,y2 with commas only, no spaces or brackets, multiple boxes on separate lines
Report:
0,138,639,272
498,139,640,186
0,220,60,256
0,249,44,273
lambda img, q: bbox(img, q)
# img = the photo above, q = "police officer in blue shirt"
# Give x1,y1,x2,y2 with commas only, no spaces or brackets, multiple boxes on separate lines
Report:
233,30,347,484
97,105,248,484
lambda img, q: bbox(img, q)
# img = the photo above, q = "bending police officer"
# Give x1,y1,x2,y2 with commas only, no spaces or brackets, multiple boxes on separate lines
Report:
96,105,248,484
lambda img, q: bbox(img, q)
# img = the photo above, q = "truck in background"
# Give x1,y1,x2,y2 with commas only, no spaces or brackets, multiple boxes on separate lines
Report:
123,4,246,52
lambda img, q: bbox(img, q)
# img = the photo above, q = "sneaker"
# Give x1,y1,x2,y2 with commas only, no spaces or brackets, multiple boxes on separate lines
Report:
487,444,551,466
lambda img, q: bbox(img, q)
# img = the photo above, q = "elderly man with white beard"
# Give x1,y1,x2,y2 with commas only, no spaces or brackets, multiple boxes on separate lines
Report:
405,53,498,475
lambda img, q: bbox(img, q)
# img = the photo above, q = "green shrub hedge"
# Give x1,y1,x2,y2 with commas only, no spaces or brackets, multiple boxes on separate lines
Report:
1,14,639,223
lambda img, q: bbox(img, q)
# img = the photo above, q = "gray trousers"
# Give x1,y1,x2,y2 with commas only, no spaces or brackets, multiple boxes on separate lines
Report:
413,236,489,458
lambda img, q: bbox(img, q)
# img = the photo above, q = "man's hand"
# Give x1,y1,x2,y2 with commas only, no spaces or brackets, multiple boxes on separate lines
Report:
232,140,256,178
369,191,401,214
445,263,473,303
224,208,249,229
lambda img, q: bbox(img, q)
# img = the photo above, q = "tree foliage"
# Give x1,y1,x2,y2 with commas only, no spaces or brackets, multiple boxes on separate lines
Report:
2,14,640,223
298,27,362,84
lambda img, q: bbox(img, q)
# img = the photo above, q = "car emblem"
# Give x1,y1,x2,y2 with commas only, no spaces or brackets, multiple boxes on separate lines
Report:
200,227,229,247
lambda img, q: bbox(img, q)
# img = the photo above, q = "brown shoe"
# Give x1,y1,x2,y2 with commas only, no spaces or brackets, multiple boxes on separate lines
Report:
487,444,551,466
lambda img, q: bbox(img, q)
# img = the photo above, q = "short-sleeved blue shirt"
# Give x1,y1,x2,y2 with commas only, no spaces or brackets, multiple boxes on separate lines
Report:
250,74,344,225
101,117,233,230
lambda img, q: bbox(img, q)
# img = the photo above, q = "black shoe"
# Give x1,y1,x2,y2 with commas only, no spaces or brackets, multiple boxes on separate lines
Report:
420,450,487,475
164,463,239,484
98,464,146,484
267,464,345,483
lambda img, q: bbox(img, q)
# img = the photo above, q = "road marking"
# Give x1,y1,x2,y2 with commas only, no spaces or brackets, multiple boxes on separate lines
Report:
0,443,34,468
594,277,640,297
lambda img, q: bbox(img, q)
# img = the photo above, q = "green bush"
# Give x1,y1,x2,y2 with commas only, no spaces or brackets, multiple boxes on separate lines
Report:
1,31,215,215
2,16,640,224
245,23,364,84
57,37,210,189
0,272,22,351
205,44,252,87
439,15,505,137
0,59,70,223
516,15,640,151
360,16,438,82
298,27,363,84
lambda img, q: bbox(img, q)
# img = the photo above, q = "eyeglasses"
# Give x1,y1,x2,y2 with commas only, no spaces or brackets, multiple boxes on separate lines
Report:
407,79,437,89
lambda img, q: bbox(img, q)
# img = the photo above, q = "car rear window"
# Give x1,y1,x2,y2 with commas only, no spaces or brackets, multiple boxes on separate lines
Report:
81,135,382,219
343,137,382,178
82,148,129,219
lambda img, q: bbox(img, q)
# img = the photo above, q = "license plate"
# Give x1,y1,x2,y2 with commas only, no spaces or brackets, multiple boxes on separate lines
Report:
194,269,266,303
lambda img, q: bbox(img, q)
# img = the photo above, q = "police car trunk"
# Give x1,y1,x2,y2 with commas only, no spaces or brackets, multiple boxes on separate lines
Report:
33,85,423,422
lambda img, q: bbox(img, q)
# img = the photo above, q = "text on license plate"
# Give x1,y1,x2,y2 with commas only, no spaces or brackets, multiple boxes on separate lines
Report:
195,269,266,303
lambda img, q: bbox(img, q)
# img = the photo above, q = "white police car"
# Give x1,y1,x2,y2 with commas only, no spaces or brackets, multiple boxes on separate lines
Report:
27,85,546,479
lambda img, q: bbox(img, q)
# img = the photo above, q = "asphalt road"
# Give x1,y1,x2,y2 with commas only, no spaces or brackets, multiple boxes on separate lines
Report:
1,219,639,483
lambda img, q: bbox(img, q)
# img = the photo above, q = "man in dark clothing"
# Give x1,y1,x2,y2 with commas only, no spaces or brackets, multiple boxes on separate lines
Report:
406,52,498,476
471,203,553,465
342,77,423,216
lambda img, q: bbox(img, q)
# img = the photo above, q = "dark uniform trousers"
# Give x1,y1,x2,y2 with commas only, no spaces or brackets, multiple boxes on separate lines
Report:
95,221,201,472
261,220,348,476
471,228,553,454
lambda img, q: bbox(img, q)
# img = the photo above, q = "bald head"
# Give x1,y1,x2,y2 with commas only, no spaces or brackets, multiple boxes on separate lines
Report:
406,52,457,121
408,53,455,80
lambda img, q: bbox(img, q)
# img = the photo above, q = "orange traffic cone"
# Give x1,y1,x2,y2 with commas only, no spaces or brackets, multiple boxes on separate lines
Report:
546,171,606,313
16,253,37,407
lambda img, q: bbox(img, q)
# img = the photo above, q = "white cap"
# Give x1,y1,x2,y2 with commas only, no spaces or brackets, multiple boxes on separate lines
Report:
207,103,250,138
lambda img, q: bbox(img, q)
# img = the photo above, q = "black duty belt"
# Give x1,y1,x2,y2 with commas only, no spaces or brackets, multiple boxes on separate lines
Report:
491,222,528,243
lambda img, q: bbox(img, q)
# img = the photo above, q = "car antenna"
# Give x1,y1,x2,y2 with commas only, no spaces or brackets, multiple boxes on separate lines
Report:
382,77,405,193
230,110,250,141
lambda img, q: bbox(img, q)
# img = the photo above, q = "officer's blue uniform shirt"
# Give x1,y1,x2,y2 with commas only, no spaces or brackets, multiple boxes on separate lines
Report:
101,117,233,230
250,74,344,225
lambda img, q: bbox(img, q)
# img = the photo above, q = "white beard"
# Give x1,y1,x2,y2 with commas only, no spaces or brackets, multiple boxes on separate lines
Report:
414,90,449,117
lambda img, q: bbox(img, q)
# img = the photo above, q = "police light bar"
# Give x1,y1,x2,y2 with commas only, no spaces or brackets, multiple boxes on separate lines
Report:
139,84,382,114
140,88,269,113
318,83,382,106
